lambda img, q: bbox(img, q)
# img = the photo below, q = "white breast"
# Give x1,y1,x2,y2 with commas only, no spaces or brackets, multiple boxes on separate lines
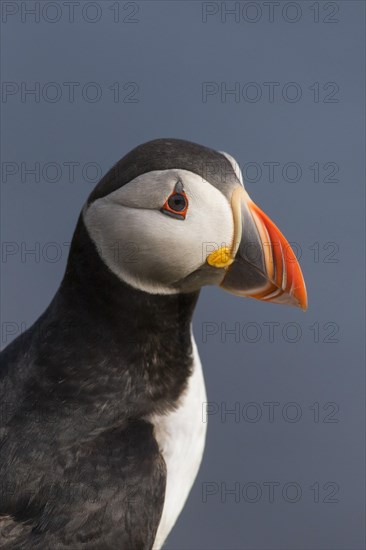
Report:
152,336,207,550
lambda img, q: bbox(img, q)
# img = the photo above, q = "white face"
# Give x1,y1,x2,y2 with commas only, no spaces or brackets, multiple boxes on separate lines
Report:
83,168,236,294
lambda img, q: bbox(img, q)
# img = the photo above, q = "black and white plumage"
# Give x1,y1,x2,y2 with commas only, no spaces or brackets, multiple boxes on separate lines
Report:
0,139,307,549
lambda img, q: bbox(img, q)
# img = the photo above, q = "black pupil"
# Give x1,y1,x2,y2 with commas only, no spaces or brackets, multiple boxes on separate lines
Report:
168,194,186,212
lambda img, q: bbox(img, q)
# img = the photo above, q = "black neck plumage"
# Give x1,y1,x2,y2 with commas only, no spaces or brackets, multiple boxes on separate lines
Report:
31,216,200,428
63,216,199,343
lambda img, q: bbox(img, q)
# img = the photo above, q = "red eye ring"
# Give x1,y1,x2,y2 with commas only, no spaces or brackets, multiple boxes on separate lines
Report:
161,185,189,220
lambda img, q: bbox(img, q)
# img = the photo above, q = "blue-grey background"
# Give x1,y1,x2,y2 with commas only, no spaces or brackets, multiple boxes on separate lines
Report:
1,1,365,549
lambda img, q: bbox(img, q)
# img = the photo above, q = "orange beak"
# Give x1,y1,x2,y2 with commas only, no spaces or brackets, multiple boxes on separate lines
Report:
219,187,308,310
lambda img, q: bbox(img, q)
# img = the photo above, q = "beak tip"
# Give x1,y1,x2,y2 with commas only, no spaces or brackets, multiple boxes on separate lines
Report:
294,293,308,311
294,282,308,311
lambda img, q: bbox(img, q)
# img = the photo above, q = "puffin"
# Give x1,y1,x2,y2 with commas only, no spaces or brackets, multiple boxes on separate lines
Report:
0,139,307,549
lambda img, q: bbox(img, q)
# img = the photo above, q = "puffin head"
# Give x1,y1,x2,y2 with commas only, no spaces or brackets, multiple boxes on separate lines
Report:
83,139,307,309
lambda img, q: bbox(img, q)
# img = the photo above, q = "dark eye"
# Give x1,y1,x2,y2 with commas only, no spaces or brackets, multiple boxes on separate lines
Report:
168,193,187,212
161,184,189,220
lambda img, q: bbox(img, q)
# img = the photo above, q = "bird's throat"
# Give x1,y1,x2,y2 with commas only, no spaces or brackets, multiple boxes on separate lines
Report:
36,217,200,427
